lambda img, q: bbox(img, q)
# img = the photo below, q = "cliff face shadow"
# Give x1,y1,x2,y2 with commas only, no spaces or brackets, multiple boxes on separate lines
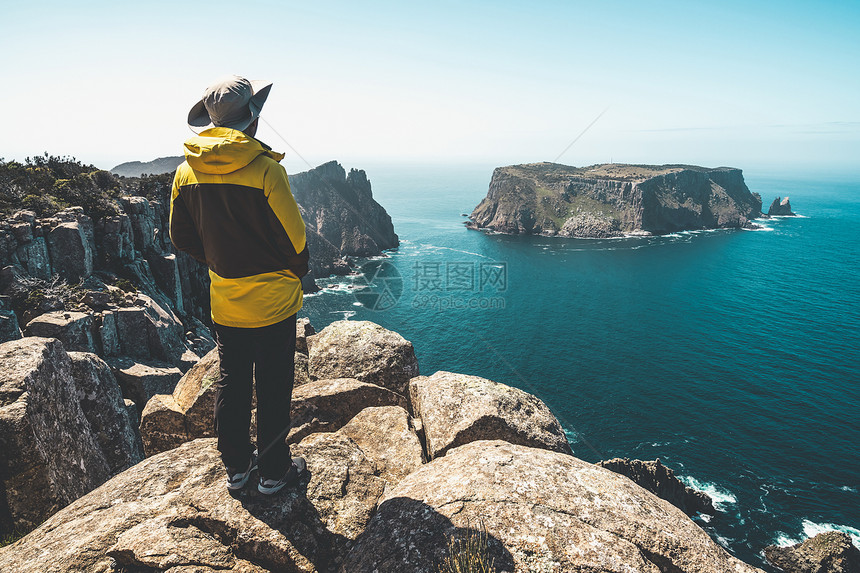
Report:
342,496,516,573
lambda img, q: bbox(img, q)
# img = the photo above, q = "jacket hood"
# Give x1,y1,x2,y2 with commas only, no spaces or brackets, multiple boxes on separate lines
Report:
183,127,285,174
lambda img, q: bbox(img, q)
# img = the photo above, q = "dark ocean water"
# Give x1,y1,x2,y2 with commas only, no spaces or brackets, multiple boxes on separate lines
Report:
300,163,860,569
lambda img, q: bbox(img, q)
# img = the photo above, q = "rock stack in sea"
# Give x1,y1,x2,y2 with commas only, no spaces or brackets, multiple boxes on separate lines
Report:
768,196,796,216
764,531,860,573
597,457,716,516
0,318,767,573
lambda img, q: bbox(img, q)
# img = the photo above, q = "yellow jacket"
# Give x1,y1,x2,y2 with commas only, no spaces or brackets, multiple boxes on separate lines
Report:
169,127,308,328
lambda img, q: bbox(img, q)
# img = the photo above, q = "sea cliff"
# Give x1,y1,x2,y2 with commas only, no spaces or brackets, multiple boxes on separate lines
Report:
468,162,764,237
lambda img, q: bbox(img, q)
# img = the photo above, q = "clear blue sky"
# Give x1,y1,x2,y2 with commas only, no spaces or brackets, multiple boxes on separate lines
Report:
1,0,858,173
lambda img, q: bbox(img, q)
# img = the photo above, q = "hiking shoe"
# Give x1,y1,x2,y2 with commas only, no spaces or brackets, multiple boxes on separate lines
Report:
226,450,258,491
258,457,306,495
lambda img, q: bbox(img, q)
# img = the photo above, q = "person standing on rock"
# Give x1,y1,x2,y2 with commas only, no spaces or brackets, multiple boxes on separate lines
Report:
169,75,309,494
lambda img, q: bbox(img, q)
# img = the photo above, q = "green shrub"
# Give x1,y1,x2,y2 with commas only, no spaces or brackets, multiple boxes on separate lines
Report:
0,154,122,219
0,529,27,548
115,279,137,293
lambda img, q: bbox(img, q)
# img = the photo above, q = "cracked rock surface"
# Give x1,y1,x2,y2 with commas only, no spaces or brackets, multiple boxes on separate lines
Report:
345,440,764,573
0,437,384,573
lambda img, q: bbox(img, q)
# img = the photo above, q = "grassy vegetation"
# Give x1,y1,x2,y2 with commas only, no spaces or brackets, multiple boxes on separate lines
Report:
438,522,497,573
0,528,28,548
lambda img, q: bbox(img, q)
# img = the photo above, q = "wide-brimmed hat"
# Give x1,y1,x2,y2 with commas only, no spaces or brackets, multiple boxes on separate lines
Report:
188,75,272,133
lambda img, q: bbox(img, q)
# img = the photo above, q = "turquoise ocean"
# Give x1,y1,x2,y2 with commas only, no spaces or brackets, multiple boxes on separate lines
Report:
300,163,860,570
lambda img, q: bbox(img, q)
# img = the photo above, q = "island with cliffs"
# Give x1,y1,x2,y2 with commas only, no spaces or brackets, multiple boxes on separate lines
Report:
468,162,766,238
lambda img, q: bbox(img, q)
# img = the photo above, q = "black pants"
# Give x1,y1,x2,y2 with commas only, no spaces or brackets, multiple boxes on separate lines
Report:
213,314,296,478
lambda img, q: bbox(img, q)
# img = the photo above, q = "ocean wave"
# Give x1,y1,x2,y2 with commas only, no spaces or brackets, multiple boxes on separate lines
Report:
773,521,860,549
563,428,581,443
773,532,801,547
801,520,860,549
678,476,737,510
417,243,492,259
330,309,356,320
741,225,774,232
841,485,858,493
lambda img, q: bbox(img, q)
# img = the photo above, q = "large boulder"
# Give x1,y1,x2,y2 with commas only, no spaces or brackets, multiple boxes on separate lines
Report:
292,432,387,542
296,316,316,354
0,295,21,343
67,352,144,474
119,196,159,254
344,440,764,573
598,457,715,515
107,293,196,370
0,437,386,573
94,212,135,264
764,531,860,573
15,236,51,280
337,405,424,485
409,370,572,459
0,338,113,534
289,378,408,444
108,356,183,414
23,310,96,353
46,221,93,282
135,292,191,367
307,320,418,394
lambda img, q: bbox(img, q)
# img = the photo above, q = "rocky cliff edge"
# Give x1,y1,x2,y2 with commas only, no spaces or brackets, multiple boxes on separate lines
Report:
0,319,764,573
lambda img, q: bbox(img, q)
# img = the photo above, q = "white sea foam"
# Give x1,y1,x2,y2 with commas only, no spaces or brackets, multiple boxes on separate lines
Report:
741,225,774,231
772,521,860,550
774,532,801,547
801,520,860,549
841,485,858,493
417,243,492,259
679,476,737,511
563,428,581,443
331,310,356,320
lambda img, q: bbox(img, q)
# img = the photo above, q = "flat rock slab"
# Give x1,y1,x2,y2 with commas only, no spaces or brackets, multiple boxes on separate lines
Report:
345,440,765,573
289,377,408,444
337,405,424,485
24,310,96,353
409,370,572,459
108,357,182,413
307,320,418,394
0,437,385,573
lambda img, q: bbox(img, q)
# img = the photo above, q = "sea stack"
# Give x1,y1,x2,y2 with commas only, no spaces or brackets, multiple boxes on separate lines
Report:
768,196,796,216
